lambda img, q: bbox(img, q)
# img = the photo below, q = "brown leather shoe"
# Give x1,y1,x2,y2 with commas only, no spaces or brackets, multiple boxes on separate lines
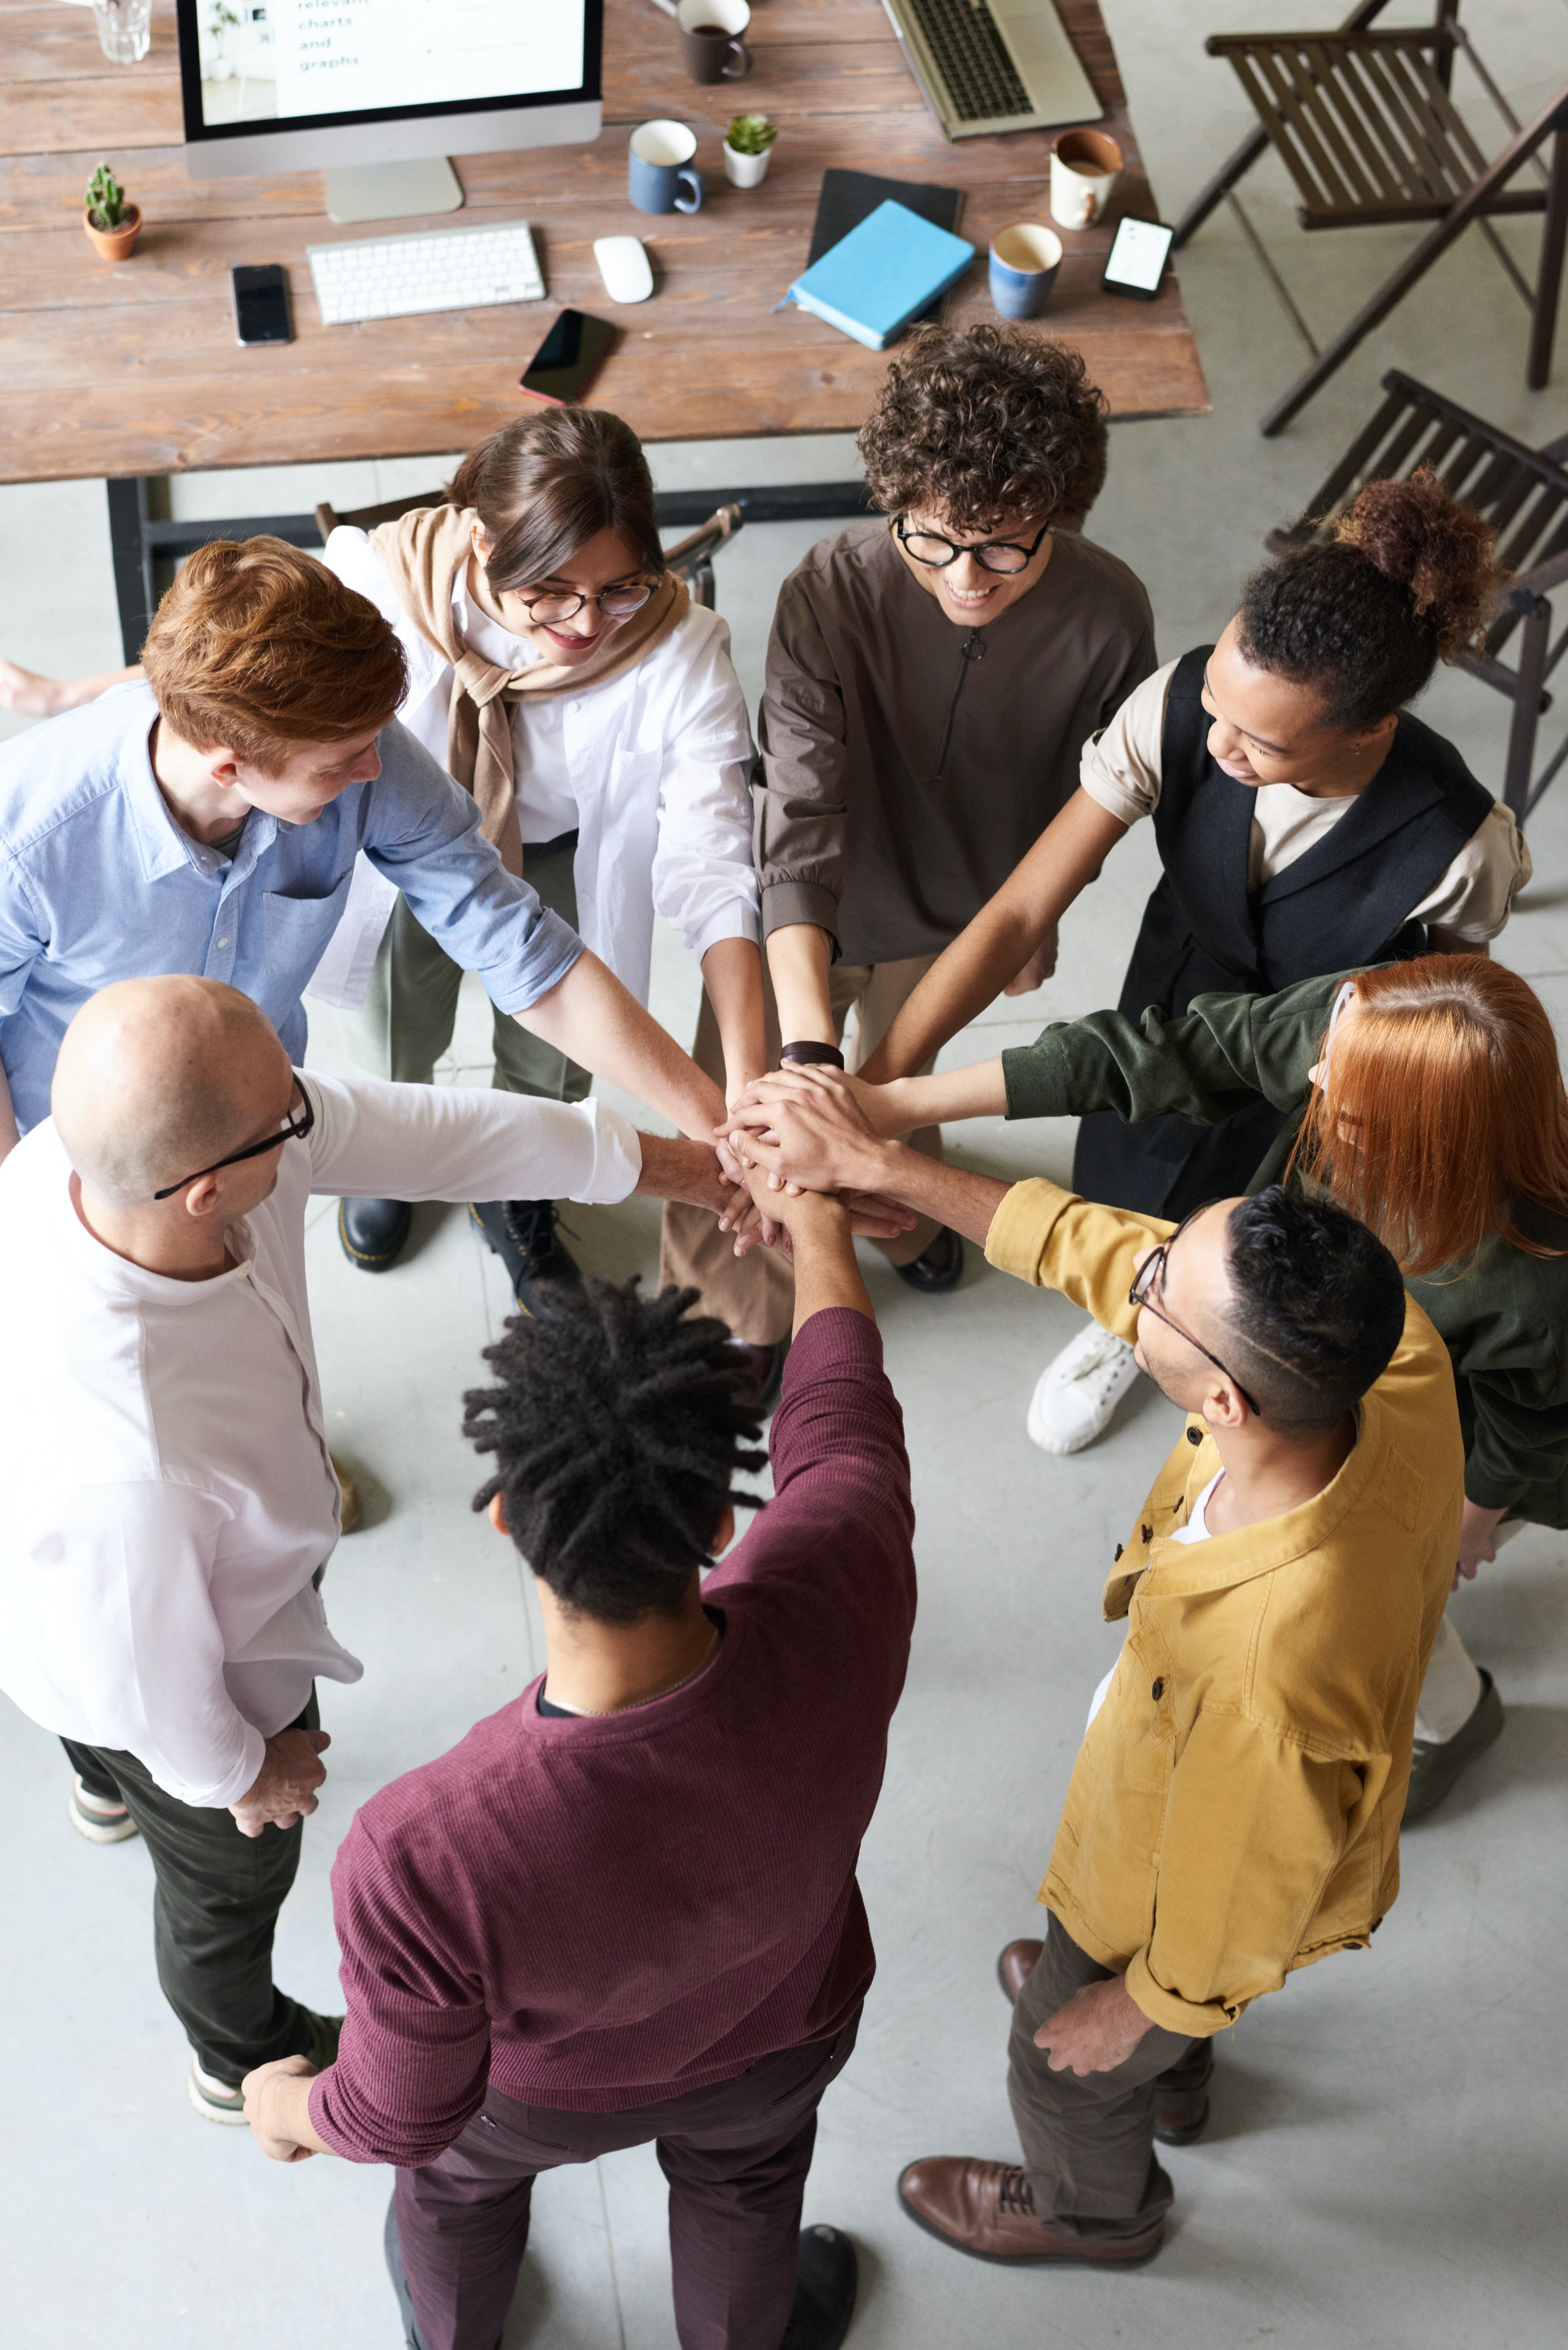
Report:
897,2158,1163,2266
997,1939,1210,2146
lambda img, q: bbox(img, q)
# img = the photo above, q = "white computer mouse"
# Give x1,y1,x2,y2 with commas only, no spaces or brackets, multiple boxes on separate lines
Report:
594,235,654,306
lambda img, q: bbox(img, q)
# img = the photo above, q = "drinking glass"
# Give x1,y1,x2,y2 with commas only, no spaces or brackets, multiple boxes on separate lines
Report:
92,0,152,65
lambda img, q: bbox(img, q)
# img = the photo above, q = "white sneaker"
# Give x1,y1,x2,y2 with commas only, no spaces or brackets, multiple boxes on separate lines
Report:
1026,1325,1141,1455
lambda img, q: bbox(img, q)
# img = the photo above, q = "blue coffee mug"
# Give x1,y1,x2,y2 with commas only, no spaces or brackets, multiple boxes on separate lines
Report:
629,120,705,215
989,222,1063,320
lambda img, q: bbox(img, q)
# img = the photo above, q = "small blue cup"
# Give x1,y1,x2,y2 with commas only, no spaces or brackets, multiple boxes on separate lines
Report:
629,120,705,215
989,222,1063,320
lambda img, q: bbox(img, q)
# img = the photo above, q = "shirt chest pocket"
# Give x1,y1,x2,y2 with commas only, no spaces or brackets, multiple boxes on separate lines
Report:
261,873,354,996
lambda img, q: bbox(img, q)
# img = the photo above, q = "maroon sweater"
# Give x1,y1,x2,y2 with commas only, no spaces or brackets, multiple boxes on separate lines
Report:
311,1308,915,2167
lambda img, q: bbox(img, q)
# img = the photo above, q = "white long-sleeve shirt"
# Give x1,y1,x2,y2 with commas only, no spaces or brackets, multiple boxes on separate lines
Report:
307,528,760,1013
0,1072,641,1808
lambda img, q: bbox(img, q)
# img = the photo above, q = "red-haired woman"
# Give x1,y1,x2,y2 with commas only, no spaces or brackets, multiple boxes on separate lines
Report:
843,952,1568,1813
858,472,1530,1452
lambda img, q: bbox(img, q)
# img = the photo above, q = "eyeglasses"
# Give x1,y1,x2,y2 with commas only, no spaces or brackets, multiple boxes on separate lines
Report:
1128,1202,1263,1418
514,580,655,625
154,1081,315,1200
895,516,1051,575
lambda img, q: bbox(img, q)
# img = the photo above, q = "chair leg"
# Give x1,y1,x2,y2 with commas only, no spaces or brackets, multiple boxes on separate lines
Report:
1528,122,1568,392
1172,125,1270,250
1504,597,1552,822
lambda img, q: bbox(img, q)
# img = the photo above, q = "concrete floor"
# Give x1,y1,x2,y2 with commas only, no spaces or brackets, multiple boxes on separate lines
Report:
4,2,1568,2344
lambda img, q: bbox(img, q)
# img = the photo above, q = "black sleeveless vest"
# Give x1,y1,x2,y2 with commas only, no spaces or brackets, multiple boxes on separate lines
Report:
1073,646,1497,1217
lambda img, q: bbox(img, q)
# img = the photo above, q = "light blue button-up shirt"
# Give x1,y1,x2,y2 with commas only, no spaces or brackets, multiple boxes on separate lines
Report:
0,682,583,1134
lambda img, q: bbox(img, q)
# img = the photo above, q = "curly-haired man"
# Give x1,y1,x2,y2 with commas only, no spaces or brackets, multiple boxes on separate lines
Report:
663,325,1155,1329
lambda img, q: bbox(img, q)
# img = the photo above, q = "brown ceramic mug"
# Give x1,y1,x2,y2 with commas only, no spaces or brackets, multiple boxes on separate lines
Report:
677,0,751,84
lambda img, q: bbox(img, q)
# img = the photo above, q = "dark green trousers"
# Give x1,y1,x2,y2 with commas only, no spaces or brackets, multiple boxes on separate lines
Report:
346,833,589,1108
61,1690,322,2088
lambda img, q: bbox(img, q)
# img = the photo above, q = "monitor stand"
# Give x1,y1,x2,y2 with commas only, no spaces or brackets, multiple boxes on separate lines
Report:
324,157,464,226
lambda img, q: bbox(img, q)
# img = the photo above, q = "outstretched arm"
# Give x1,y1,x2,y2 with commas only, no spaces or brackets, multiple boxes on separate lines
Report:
858,790,1129,1083
515,951,727,1142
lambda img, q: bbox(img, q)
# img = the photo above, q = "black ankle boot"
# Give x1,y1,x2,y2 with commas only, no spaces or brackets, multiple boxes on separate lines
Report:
469,1198,582,1312
338,1197,413,1272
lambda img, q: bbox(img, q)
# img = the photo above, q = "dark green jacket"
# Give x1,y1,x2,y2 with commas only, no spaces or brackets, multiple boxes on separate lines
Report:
1003,969,1568,1526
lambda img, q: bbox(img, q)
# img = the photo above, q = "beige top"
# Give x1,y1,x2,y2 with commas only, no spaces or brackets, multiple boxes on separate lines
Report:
1080,660,1531,943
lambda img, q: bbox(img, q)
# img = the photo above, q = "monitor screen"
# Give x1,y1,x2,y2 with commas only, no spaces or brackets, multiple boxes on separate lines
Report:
177,0,596,143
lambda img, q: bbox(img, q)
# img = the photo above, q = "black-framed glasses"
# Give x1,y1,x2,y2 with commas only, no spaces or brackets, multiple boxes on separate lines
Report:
514,579,655,625
895,516,1051,575
154,1081,314,1200
1128,1202,1263,1418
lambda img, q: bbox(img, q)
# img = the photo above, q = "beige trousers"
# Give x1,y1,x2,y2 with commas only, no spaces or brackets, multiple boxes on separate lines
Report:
659,950,945,1344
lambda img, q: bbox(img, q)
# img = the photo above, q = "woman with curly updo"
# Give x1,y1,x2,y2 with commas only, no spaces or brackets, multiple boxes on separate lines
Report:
858,467,1531,1452
690,322,1154,1330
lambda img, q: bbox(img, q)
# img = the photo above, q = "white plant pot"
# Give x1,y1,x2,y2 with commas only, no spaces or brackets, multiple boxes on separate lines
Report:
723,142,772,189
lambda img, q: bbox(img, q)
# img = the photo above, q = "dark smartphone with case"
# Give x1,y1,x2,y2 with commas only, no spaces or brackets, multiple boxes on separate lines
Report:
519,309,616,404
232,263,293,345
1100,218,1175,302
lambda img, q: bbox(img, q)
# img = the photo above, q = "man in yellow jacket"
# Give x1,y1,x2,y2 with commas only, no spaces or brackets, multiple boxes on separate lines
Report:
717,1068,1464,2267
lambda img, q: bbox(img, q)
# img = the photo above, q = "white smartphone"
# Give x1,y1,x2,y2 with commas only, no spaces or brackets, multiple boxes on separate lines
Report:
1101,217,1175,303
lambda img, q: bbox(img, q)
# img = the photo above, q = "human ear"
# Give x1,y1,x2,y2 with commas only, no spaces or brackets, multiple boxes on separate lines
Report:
182,1173,222,1221
1200,1378,1248,1434
711,1501,736,1558
487,1490,509,1537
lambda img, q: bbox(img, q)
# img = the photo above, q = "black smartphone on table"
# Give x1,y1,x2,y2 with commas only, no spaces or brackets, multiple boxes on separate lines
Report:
519,310,616,404
1100,218,1175,302
232,263,293,345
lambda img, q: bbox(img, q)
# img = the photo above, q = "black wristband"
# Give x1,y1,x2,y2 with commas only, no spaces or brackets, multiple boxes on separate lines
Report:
780,1040,845,1069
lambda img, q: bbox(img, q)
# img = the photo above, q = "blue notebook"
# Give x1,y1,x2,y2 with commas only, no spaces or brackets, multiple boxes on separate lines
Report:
786,199,976,351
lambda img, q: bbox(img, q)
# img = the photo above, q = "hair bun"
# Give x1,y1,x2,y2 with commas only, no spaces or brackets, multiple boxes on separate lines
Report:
1335,467,1505,656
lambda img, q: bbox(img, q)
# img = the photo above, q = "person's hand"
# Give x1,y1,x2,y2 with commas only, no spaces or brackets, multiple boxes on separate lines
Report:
718,1066,895,1198
1453,1497,1507,1592
1033,1974,1154,2076
733,1188,918,1260
242,2053,323,2162
230,1726,331,1838
1002,923,1059,997
726,1064,914,1141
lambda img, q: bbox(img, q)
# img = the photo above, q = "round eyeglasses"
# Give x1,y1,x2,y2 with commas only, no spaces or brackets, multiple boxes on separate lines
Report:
1128,1202,1263,1419
514,580,655,625
895,516,1051,575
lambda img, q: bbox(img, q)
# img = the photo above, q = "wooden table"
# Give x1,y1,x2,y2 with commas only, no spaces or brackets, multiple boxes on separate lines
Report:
0,0,1209,648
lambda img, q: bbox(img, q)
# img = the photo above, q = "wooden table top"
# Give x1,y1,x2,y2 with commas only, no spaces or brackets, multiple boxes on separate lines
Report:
0,0,1210,483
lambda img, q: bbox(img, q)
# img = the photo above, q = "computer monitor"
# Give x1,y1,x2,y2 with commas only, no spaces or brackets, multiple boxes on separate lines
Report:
176,0,603,224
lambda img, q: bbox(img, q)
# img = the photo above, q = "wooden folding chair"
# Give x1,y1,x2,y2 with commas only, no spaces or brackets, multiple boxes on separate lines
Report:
1172,1,1568,436
1266,369,1568,818
313,492,745,610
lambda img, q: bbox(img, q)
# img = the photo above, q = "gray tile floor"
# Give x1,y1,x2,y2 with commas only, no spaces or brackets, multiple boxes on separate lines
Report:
4,3,1568,2343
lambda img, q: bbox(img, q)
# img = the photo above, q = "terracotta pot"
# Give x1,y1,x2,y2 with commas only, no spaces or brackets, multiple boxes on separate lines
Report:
83,201,141,261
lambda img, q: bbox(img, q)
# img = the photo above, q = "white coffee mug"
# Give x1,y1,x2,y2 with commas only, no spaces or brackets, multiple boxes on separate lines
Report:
1050,129,1125,229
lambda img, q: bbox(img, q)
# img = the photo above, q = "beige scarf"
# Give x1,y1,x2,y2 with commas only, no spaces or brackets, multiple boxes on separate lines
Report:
372,503,687,875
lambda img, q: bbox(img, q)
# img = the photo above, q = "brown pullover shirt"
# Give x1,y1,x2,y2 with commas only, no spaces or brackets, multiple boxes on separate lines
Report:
755,521,1156,967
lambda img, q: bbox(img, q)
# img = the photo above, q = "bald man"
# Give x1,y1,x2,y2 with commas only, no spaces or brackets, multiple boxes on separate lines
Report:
0,976,748,2126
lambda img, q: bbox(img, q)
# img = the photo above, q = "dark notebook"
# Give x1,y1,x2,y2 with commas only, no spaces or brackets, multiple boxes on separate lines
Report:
807,171,966,323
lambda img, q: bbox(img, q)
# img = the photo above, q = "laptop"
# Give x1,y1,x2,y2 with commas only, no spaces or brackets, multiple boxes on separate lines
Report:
881,0,1103,140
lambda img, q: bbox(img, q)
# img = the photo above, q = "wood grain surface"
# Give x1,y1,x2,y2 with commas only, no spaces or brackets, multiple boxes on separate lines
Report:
0,0,1210,484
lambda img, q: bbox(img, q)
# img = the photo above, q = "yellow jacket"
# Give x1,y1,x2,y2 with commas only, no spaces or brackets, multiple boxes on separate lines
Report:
987,1179,1464,2039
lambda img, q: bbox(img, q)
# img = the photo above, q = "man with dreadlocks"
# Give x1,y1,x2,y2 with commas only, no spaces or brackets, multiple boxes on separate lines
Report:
239,1170,916,2350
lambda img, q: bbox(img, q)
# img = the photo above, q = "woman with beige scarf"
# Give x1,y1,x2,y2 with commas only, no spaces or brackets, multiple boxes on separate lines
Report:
320,409,785,1394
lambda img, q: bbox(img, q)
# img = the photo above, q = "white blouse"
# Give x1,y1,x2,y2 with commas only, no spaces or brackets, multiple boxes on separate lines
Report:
312,528,761,1010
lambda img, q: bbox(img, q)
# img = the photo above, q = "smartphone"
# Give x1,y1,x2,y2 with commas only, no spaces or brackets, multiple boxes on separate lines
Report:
1101,218,1175,303
232,263,293,345
519,310,616,404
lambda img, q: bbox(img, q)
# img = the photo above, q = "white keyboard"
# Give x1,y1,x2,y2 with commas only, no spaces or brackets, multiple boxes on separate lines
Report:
306,220,545,326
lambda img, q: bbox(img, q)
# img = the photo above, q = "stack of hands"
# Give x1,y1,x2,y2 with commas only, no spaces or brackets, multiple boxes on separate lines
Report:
710,1065,914,1252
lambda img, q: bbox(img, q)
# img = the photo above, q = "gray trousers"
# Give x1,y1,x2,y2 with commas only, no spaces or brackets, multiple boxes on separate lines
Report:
345,834,589,1119
1008,1913,1210,2244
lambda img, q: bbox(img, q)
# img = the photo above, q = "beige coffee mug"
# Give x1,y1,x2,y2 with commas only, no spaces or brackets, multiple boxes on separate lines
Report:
1050,129,1124,229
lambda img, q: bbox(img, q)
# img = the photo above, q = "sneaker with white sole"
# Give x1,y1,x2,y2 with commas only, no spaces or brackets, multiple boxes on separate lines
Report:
188,2057,249,2124
67,1774,139,1844
1026,1325,1142,1455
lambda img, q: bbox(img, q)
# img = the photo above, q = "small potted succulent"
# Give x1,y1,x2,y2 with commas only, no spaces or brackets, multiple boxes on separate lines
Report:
723,113,777,190
83,162,141,260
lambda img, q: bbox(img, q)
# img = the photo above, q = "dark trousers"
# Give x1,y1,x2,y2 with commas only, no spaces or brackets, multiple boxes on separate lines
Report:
59,1691,321,2088
392,2010,862,2350
1007,1913,1211,2245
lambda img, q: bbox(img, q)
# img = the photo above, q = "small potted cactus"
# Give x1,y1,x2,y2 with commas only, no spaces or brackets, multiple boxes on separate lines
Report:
723,113,777,190
83,162,141,261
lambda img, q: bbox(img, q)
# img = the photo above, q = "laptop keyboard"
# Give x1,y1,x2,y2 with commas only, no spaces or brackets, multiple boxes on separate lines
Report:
903,0,1033,121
